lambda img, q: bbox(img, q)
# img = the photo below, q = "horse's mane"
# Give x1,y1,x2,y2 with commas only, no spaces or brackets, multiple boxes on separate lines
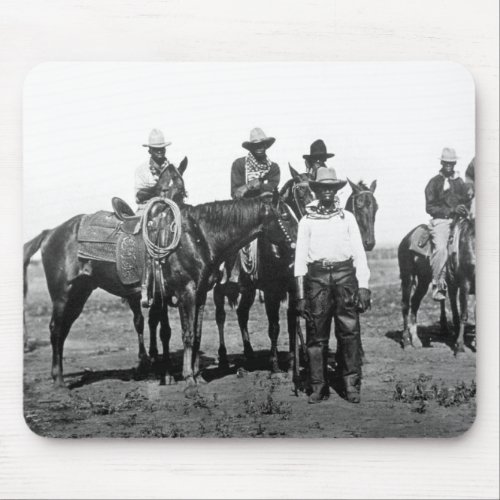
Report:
183,198,263,231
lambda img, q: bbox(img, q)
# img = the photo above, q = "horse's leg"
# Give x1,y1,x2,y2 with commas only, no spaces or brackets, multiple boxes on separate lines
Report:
192,293,207,380
408,275,430,348
158,301,174,385
236,281,256,362
50,282,93,387
286,292,297,374
455,282,469,354
177,286,198,396
213,285,229,369
400,272,413,347
147,299,161,361
264,291,281,373
125,295,150,372
448,282,460,342
439,298,449,335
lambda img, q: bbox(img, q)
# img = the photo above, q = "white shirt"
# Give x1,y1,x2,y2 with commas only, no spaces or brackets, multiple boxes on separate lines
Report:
134,160,160,193
294,210,370,288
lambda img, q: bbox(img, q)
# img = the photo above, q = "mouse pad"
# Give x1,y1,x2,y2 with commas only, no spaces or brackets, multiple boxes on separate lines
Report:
23,62,476,438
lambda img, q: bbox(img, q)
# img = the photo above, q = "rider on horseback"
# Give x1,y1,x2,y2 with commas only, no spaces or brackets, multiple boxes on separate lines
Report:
425,147,471,301
303,139,335,179
76,129,173,280
227,128,281,289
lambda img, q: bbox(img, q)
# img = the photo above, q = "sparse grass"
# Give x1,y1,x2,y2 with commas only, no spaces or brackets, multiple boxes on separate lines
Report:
393,374,476,413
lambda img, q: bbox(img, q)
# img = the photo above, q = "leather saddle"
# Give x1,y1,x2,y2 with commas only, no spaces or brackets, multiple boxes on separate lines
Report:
112,197,142,234
408,224,431,257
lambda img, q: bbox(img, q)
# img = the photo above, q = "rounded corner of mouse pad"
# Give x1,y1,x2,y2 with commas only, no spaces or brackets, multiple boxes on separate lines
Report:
23,62,476,438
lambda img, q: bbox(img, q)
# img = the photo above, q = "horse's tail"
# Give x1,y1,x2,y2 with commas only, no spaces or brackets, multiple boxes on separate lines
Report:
23,230,50,296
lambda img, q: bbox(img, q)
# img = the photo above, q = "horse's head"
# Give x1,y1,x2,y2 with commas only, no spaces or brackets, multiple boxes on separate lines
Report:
345,179,378,251
157,157,188,205
279,164,315,219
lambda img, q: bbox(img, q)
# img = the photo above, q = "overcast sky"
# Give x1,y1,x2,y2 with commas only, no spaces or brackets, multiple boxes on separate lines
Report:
23,62,474,246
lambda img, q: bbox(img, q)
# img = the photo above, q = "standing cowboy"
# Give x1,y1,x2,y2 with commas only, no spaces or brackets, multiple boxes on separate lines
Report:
303,139,335,180
295,167,371,404
135,128,173,207
227,128,281,287
425,147,470,301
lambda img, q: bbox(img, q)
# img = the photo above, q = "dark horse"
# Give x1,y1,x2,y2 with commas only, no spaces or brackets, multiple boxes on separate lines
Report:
23,161,188,384
213,165,311,372
25,189,294,394
398,208,476,354
213,170,378,373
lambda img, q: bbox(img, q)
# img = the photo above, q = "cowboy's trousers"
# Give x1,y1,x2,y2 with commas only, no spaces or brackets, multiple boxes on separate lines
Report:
305,259,362,392
429,218,451,283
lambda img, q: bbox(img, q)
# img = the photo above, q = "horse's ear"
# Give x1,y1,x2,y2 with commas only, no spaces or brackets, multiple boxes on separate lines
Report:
347,177,359,193
370,180,377,193
178,157,188,176
288,163,300,181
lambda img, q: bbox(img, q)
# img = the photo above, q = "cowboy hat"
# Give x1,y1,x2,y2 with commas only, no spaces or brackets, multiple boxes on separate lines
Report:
309,167,347,190
142,128,172,148
440,147,459,162
303,139,335,160
242,127,276,150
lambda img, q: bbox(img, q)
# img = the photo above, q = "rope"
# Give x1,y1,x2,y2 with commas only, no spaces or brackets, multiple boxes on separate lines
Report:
141,196,182,261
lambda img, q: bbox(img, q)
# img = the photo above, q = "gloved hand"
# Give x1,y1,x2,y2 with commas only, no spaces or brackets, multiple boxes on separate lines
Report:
454,204,468,217
234,185,249,199
357,288,371,313
248,178,262,190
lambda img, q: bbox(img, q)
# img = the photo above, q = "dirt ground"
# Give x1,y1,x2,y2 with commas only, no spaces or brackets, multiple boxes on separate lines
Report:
24,252,476,438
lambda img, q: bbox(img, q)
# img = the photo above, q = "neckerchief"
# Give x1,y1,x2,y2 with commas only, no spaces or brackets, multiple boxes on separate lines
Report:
306,197,344,219
440,171,455,192
245,153,272,183
149,158,169,181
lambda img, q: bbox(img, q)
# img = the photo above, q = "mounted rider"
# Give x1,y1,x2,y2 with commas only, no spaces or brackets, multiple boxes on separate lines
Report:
135,128,174,207
294,167,371,404
425,147,471,301
303,139,335,180
227,128,281,288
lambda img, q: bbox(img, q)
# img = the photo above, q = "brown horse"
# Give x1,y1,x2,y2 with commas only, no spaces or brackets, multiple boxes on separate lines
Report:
213,173,378,373
398,209,475,354
23,161,188,382
213,165,310,372
25,188,294,393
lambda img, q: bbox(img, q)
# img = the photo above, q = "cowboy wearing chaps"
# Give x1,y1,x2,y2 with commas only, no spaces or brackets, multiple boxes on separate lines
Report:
295,168,371,404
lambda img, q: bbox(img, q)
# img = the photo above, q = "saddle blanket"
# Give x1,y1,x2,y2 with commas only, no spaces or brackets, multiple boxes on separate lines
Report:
408,224,431,258
77,211,146,285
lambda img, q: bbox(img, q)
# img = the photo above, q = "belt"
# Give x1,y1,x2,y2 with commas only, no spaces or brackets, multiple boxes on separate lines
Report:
308,258,353,271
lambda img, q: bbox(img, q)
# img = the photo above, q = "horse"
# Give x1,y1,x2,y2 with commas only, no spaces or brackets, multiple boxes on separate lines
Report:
213,170,378,373
398,209,476,354
213,165,312,373
25,188,295,393
23,161,188,380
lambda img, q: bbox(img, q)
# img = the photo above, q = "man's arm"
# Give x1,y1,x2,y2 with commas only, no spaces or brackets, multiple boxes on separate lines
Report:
425,177,452,219
230,159,246,199
294,218,310,278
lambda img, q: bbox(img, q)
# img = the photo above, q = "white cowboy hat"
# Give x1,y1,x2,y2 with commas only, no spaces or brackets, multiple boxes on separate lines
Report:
242,127,276,150
440,147,459,162
142,128,172,148
309,167,347,190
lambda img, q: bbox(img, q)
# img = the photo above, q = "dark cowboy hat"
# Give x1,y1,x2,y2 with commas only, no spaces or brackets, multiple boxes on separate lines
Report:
242,127,276,151
309,167,347,191
303,139,335,160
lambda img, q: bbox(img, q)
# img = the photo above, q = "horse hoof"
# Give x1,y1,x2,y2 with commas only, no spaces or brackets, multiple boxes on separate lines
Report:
184,384,199,399
270,360,281,373
454,344,465,355
244,345,255,360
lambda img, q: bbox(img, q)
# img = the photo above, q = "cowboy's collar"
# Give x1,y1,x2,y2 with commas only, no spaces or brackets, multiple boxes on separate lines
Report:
439,170,456,179
248,152,269,165
149,157,168,174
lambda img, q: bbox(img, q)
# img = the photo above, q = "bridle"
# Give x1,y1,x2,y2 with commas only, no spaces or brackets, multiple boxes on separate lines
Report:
262,198,297,251
291,180,313,218
349,189,376,221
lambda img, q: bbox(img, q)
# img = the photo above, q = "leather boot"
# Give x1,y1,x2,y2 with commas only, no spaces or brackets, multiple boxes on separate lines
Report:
307,345,328,404
344,373,361,404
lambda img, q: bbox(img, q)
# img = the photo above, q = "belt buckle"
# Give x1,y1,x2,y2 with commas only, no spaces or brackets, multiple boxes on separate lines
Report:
321,259,334,269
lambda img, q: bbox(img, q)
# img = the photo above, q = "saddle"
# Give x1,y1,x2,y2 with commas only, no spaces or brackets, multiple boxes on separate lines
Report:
408,224,431,257
77,200,146,286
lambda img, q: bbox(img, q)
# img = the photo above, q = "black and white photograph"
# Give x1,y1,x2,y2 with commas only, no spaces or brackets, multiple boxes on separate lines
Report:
23,62,477,438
